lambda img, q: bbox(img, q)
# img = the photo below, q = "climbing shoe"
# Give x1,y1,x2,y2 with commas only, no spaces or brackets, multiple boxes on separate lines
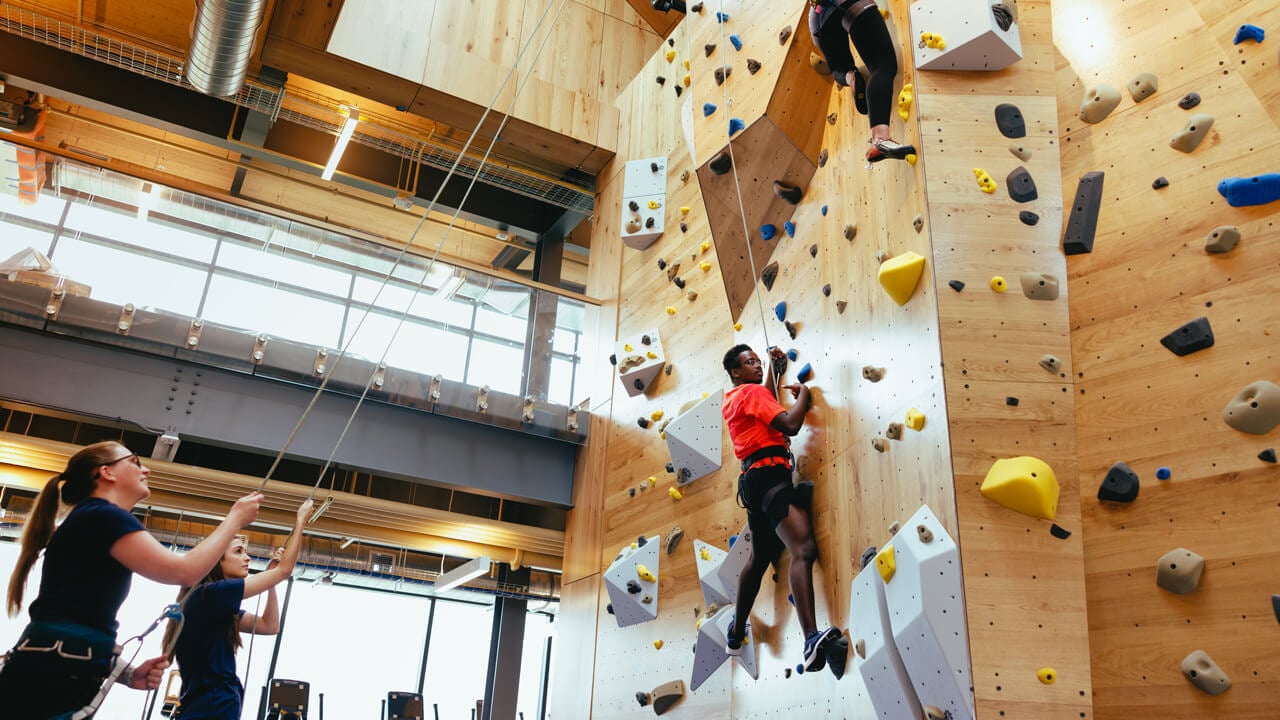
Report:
865,138,916,164
853,67,868,115
802,627,840,672
726,618,749,656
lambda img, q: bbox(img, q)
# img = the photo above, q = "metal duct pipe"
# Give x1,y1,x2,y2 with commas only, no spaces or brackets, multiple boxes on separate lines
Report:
184,0,266,97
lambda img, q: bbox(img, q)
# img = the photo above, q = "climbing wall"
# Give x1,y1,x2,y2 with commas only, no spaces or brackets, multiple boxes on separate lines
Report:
914,0,1095,716
1054,0,1280,717
552,1,964,718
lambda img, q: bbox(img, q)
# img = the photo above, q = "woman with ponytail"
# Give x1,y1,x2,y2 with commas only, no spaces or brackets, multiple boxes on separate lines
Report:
1,441,263,719
163,497,310,719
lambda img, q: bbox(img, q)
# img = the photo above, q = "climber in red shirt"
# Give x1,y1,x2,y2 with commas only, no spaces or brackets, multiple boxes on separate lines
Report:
721,344,840,672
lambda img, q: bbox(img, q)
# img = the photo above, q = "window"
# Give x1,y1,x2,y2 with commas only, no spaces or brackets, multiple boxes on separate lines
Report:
50,236,207,315
467,337,525,395
516,612,555,720
201,274,346,348
421,599,493,719
217,240,351,298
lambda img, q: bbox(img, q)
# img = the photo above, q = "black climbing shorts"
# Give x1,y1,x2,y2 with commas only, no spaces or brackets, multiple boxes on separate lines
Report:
738,463,797,561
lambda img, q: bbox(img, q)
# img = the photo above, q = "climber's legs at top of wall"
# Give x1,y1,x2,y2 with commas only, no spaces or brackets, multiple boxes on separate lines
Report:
810,0,915,163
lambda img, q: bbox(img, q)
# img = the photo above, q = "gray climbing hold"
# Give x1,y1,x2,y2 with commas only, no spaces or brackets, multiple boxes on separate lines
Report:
1007,166,1038,203
994,103,1026,138
818,148,829,167
1039,354,1061,373
704,43,716,57
1204,225,1241,253
1020,272,1059,301
1152,176,1169,190
859,545,877,569
1063,171,1105,255
836,300,847,314
747,58,762,74
1170,114,1214,153
761,261,779,291
862,366,885,382
810,52,830,76
714,65,731,86
1160,317,1214,356
1098,461,1139,503
1078,85,1122,124
627,579,642,594
774,180,803,204
1223,381,1280,434
822,283,831,297
809,244,818,258
826,112,838,125
913,214,924,232
991,3,1014,31
886,423,903,440
871,437,887,452
1157,548,1204,594
778,26,792,45
1178,92,1201,110
843,223,857,241
1020,210,1039,226
1128,72,1158,102
1181,650,1230,695
1009,143,1031,161
916,524,933,543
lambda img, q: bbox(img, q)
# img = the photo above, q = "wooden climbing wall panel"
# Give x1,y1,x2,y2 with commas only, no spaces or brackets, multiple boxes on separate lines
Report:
1055,0,1280,717
914,0,1094,717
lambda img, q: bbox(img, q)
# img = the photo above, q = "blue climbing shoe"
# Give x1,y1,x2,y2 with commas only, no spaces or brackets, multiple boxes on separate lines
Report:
802,627,840,672
1217,174,1280,208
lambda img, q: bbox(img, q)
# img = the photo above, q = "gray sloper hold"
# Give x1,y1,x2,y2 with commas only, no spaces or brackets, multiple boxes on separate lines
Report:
1097,461,1139,502
1020,210,1039,226
1128,71,1158,102
1223,380,1280,434
1007,166,1038,203
991,3,1014,31
1157,547,1205,594
1039,354,1061,373
1205,225,1241,253
1178,92,1201,109
1181,650,1231,696
761,261,779,291
1170,113,1214,153
1009,143,1031,161
1160,317,1214,356
1020,272,1059,301
994,103,1026,138
1078,85,1122,124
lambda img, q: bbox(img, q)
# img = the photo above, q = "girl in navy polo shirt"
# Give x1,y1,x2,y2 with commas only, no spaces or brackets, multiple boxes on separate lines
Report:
2,441,262,719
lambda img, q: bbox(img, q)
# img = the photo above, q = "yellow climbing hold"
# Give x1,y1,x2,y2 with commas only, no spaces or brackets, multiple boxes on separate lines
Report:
654,639,664,650
666,306,677,315
734,322,742,331
696,617,703,630
876,545,896,583
1037,667,1056,685
880,7,888,17
702,391,709,399
651,410,664,421
699,261,712,272
906,153,918,165
681,206,691,216
637,564,657,582
990,276,1007,292
877,251,926,306
980,456,1060,521
647,351,658,359
682,73,691,87
668,487,683,500
700,240,710,253
973,168,997,194
647,200,661,210
683,59,690,70
920,32,945,50
897,83,913,120
700,547,711,561
630,542,638,550
624,344,633,352
665,50,675,63
905,408,925,431
648,476,657,486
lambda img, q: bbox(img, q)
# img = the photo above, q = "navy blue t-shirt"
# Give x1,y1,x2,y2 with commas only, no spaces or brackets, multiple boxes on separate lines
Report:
175,578,246,719
28,497,145,635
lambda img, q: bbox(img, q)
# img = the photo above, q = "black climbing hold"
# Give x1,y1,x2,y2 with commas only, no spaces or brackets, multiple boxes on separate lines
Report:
991,3,1014,31
691,2,704,12
822,283,831,297
948,280,965,292
609,353,617,365
785,321,797,340
761,261,779,291
668,37,675,47
773,180,803,204
818,148,828,168
629,488,635,497
1260,448,1277,463
664,364,673,375
784,667,792,678
641,334,652,345
704,43,716,57
1272,595,1280,623
607,603,614,614
1063,171,1105,255
634,379,645,391
637,417,650,429
747,58,762,74
645,217,655,229
994,103,1026,138
673,276,686,289
650,162,659,173
809,244,818,258
656,76,666,85
1177,92,1201,110
1006,396,1019,406
636,692,650,707
1160,317,1214,357
657,258,667,270
637,535,648,547
709,151,732,175
1050,524,1072,539
680,222,688,233
1019,210,1040,226
629,200,639,212
714,65,731,86
1007,166,1038,203
626,579,641,594
1098,461,1140,503
666,462,675,473
674,85,683,97
1152,176,1169,189
860,546,877,569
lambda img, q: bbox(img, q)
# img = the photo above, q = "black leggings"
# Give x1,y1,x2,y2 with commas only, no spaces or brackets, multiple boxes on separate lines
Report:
810,3,900,128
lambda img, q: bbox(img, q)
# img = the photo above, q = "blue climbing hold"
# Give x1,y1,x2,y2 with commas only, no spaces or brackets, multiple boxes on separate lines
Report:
1233,24,1265,44
703,102,717,117
774,302,787,322
1156,467,1171,480
784,221,796,238
797,363,813,383
1217,174,1280,207
761,223,777,241
728,534,738,547
821,205,828,216
786,349,798,361
729,117,745,136
729,34,743,51
796,663,804,675
716,11,730,23
787,593,794,607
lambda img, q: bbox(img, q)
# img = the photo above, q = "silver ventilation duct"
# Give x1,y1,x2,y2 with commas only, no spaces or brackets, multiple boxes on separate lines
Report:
184,0,267,97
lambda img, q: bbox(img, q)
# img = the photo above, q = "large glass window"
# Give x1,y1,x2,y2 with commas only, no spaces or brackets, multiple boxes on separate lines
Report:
51,236,207,315
516,612,555,720
421,599,493,719
202,274,346,348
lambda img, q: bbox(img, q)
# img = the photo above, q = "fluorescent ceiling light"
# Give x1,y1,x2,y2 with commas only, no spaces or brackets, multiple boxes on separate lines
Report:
435,555,491,593
320,105,359,181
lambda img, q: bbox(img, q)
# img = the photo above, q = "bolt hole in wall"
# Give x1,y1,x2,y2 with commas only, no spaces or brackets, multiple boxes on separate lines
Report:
0,161,588,407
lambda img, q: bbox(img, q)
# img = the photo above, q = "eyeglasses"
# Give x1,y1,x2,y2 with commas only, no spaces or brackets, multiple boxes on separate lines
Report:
105,454,142,468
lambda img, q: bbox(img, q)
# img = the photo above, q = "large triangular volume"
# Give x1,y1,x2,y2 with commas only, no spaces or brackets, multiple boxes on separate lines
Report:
602,536,662,628
690,603,759,691
665,392,723,485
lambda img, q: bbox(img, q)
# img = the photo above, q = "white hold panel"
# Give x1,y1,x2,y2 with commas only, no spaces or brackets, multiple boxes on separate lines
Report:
690,603,758,692
615,328,666,397
621,156,667,250
910,0,1022,71
851,563,923,719
665,391,723,485
602,536,662,628
692,523,752,608
883,505,974,720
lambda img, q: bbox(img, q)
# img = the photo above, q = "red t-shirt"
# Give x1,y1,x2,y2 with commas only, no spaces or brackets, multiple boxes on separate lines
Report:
723,383,788,460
